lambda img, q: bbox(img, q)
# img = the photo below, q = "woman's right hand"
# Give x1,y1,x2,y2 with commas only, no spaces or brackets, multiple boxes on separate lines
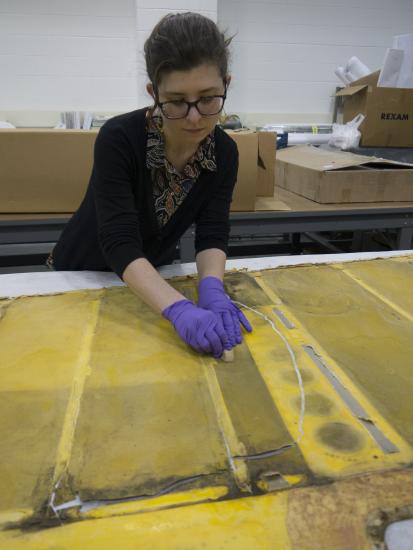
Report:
162,299,231,358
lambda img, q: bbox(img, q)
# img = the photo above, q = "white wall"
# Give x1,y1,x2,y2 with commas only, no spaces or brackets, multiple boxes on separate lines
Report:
0,0,218,124
0,0,138,111
0,0,412,124
218,0,413,123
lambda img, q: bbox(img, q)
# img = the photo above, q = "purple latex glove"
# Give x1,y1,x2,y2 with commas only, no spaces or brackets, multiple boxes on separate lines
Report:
198,276,252,347
162,299,230,358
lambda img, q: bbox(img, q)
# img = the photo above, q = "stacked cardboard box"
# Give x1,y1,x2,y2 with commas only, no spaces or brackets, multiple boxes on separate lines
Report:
225,129,276,210
0,129,97,213
0,128,277,214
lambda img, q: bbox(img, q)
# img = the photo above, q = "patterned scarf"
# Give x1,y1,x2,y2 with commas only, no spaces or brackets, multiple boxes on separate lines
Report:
146,112,217,227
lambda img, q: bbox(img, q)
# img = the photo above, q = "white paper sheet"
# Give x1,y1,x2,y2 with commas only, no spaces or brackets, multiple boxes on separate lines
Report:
1,251,412,298
391,34,413,88
378,48,405,87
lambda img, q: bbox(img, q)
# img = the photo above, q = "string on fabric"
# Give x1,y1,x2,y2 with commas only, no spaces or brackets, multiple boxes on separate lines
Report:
233,301,305,444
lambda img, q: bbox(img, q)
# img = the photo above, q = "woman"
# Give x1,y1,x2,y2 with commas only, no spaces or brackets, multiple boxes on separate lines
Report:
48,12,252,358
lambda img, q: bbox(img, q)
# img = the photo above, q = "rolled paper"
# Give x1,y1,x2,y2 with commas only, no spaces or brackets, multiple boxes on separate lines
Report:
287,133,331,145
335,66,351,85
346,56,371,80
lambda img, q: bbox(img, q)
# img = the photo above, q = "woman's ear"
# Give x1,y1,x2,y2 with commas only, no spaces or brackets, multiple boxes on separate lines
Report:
146,82,155,100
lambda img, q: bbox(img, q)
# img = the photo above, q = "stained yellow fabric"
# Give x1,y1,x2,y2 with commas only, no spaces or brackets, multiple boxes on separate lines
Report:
0,491,292,550
1,255,413,547
0,292,99,514
343,257,413,315
67,287,229,501
261,262,413,446
2,470,413,550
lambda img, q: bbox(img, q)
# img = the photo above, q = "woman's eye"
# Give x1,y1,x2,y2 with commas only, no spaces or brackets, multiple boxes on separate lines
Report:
199,96,215,104
171,100,186,106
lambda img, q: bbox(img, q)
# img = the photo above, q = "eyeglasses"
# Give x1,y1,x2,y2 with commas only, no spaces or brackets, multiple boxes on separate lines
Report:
156,87,227,120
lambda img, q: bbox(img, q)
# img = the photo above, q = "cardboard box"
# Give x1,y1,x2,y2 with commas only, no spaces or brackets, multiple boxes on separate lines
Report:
226,129,257,211
257,131,277,197
0,129,97,213
226,129,276,211
0,128,277,214
276,145,413,203
336,70,413,147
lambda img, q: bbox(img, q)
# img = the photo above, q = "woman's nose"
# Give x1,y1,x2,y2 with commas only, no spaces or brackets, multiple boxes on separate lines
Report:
186,104,202,124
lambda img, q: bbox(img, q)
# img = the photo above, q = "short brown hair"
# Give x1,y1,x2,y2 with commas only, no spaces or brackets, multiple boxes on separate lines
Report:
144,12,233,94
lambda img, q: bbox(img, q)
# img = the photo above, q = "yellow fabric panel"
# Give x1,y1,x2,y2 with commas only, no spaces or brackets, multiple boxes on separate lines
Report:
66,287,229,501
211,273,309,482
261,263,413,446
343,257,413,315
0,490,291,550
2,469,413,550
245,296,412,477
1,255,413,544
0,292,99,514
214,336,294,454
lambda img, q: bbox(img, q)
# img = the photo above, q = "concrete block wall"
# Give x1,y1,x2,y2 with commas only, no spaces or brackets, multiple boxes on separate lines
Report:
219,0,413,123
0,0,138,113
1,0,412,124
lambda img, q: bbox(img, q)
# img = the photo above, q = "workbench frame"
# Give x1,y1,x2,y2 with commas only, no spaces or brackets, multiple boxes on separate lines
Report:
1,204,413,267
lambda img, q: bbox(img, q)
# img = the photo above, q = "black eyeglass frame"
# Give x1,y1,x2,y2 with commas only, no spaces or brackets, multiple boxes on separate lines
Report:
155,82,228,120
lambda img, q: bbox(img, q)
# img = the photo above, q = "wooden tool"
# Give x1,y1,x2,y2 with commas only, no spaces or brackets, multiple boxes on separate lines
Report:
222,349,234,362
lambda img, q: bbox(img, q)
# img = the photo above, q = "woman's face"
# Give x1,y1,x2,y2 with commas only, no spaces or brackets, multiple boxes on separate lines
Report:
148,63,229,147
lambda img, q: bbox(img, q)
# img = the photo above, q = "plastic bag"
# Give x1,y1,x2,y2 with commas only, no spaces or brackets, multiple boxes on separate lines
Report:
328,114,365,150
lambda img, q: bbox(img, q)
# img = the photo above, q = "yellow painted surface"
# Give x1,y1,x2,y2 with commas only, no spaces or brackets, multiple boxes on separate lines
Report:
260,261,413,447
0,292,100,515
0,491,292,550
343,256,413,316
1,255,413,548
67,288,229,501
82,486,229,519
244,301,413,478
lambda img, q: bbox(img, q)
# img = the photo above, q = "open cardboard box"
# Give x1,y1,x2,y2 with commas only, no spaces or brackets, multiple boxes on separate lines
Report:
276,145,413,203
0,127,287,214
336,70,413,147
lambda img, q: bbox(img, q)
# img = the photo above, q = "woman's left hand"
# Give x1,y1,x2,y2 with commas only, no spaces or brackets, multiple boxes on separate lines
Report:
198,276,252,348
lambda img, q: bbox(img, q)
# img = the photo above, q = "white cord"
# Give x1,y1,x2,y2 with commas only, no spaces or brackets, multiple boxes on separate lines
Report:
48,478,62,522
234,301,305,444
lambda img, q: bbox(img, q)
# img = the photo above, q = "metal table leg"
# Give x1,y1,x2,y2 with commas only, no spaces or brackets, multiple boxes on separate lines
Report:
397,227,413,250
351,230,364,252
291,232,302,254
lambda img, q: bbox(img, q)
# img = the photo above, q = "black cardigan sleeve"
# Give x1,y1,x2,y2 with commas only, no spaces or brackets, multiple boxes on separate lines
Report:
92,123,146,279
194,139,239,256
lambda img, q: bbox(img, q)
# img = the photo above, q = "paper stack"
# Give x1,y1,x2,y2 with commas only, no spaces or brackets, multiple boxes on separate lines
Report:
60,112,81,129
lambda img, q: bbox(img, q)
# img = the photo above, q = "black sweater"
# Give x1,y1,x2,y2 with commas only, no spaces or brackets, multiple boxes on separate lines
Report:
52,107,239,279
